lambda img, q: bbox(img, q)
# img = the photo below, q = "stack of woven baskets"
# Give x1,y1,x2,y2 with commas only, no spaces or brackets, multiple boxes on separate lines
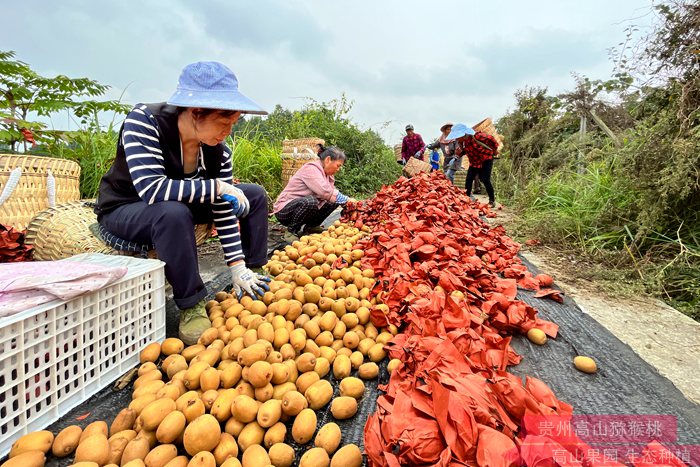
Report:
393,144,402,162
280,137,325,187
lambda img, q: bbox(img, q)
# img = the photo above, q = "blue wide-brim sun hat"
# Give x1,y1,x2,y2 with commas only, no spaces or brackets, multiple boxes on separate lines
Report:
446,123,476,140
167,61,268,115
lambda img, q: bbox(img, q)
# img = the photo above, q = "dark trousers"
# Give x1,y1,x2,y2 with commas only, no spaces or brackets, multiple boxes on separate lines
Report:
275,196,339,234
99,183,268,309
465,159,495,201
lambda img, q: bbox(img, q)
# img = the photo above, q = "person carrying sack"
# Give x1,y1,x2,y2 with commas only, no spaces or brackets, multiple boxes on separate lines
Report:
400,124,426,165
447,123,499,207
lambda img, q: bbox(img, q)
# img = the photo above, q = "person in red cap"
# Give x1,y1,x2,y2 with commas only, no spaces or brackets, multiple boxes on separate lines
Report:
400,124,426,165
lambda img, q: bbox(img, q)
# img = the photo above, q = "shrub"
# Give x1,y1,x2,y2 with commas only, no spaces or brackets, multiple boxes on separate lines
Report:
234,95,401,198
228,134,283,205
45,118,120,199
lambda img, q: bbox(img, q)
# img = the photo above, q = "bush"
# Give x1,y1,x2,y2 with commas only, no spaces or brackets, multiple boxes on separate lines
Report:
228,134,283,205
493,1,700,318
234,95,401,198
45,119,119,199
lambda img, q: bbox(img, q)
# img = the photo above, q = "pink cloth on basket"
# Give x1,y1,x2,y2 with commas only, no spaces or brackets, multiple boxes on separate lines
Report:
0,260,128,317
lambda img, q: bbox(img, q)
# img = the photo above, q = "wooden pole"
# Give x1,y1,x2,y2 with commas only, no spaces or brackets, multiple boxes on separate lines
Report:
578,115,587,174
588,109,620,146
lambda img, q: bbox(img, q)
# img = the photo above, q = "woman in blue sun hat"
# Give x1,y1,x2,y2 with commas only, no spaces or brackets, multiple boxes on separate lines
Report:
95,61,271,344
447,122,499,207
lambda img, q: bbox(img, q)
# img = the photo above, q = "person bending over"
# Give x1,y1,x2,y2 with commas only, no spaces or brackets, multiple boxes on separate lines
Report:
400,124,426,165
446,123,499,207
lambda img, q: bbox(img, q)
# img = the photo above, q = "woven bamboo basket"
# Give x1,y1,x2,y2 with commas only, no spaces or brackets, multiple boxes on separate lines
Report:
0,154,81,231
472,118,504,150
25,201,213,261
403,157,432,177
281,154,317,187
453,171,467,188
393,144,402,162
281,137,325,155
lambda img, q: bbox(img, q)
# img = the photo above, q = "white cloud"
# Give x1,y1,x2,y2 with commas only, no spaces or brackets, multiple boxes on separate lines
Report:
0,0,655,144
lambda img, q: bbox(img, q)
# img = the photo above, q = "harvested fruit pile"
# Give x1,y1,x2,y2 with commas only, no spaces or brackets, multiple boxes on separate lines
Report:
3,172,689,467
341,172,685,467
3,222,393,467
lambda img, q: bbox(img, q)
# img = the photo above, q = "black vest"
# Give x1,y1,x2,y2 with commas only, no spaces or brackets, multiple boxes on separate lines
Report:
95,103,225,217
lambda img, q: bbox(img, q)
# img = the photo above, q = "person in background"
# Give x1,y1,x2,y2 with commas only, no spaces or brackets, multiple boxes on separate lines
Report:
444,149,463,184
400,124,426,165
95,61,271,345
446,123,499,207
274,146,355,238
429,148,441,172
427,122,456,176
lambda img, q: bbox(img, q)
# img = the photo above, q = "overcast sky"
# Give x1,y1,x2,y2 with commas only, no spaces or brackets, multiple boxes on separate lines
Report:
2,0,655,145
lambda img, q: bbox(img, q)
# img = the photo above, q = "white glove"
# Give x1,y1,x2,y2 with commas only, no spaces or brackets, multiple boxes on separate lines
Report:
217,180,250,218
414,151,423,159
229,261,270,299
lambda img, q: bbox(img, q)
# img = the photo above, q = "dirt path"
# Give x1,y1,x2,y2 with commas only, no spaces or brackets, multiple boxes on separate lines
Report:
484,196,700,405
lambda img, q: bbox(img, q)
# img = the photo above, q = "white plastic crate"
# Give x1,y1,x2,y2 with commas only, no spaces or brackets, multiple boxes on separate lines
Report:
0,253,166,457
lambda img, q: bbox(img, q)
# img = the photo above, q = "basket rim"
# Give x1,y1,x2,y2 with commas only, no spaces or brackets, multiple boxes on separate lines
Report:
0,153,81,172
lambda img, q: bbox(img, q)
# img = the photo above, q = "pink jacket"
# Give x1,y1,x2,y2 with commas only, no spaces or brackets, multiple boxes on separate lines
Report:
273,159,340,213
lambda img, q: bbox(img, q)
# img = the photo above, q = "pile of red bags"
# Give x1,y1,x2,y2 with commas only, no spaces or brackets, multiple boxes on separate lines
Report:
343,172,686,467
0,224,32,262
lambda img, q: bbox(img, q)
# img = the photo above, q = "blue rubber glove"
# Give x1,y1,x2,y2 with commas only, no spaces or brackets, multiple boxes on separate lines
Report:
229,261,271,299
217,180,250,218
221,193,249,218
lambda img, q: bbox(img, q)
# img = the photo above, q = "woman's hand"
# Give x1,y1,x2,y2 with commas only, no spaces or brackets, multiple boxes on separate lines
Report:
217,180,250,217
229,261,270,299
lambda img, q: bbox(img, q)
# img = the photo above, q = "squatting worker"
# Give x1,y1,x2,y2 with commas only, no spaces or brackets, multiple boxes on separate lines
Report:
447,123,499,207
273,145,356,238
95,61,271,345
400,124,426,165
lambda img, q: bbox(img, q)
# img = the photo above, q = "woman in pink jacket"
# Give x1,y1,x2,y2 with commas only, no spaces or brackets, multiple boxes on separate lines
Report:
273,145,354,237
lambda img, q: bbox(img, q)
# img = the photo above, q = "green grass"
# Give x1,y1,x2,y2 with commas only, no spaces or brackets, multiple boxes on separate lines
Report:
228,134,283,205
515,160,636,253
497,155,700,319
46,121,119,199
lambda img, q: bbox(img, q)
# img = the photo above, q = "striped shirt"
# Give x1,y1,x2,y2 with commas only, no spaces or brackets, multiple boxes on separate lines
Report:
120,104,244,264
